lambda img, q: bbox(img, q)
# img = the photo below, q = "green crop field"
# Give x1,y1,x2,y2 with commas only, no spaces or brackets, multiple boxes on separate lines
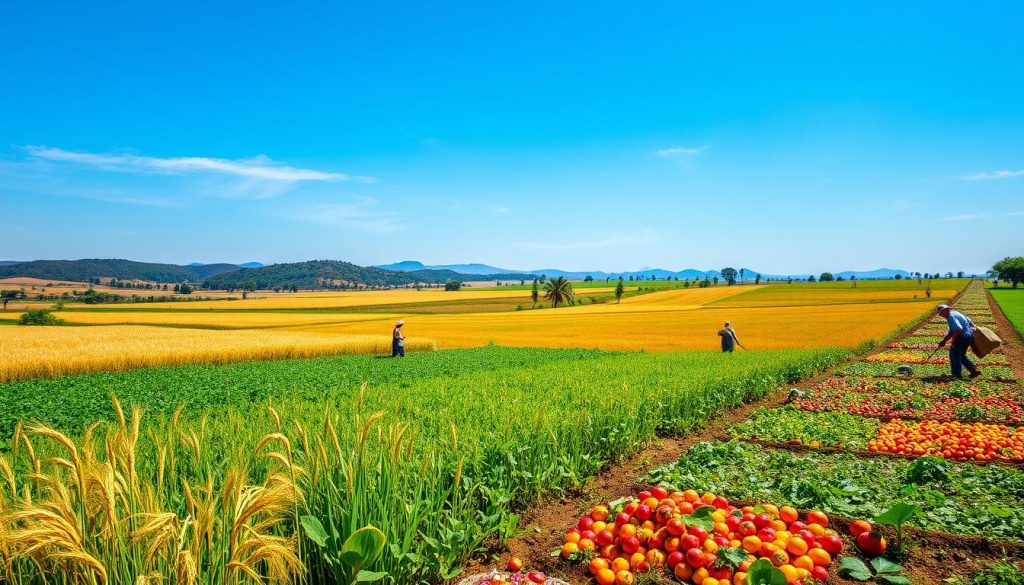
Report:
0,345,846,583
991,287,1024,337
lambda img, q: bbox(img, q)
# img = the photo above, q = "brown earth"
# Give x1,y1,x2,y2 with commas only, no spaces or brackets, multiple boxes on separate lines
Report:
454,283,1024,585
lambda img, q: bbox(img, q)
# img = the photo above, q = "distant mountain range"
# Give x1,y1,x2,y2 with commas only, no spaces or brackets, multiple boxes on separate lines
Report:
0,258,937,290
376,261,914,281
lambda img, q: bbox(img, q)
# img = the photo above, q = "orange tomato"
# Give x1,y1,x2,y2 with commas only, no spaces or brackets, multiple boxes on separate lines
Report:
786,536,809,557
793,555,815,572
808,547,831,566
590,557,610,575
614,570,634,585
561,542,579,559
596,569,616,585
807,511,828,527
611,557,630,573
741,536,762,553
779,506,798,524
778,564,799,583
683,489,700,503
673,562,693,580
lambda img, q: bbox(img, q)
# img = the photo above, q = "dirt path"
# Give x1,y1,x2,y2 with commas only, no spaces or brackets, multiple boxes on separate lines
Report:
458,283,1022,584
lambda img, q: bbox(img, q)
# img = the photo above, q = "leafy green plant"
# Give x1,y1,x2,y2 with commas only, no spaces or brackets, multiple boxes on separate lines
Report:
875,502,920,558
746,558,789,585
302,518,388,583
840,556,910,584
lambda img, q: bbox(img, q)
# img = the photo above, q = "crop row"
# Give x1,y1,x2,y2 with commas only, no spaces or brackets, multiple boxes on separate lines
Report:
644,440,1024,541
792,376,1024,424
0,346,849,583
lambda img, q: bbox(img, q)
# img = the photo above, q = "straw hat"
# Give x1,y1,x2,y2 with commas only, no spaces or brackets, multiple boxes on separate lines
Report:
395,320,405,326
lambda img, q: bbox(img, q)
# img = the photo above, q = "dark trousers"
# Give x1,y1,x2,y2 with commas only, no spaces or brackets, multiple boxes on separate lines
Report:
949,335,975,377
391,340,405,358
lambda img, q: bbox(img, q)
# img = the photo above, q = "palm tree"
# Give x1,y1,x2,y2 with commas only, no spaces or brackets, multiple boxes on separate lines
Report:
543,276,574,308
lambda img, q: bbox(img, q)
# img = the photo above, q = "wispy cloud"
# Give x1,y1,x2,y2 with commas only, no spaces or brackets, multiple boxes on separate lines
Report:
491,206,510,214
517,232,658,251
942,211,1024,221
24,146,352,182
282,198,403,235
960,169,1024,181
942,213,994,221
654,145,708,158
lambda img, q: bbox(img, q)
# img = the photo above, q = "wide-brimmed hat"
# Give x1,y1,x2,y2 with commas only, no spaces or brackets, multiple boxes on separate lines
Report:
395,320,405,326
936,304,950,313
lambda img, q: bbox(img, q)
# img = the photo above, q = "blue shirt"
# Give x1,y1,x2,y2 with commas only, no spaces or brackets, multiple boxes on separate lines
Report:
946,309,973,337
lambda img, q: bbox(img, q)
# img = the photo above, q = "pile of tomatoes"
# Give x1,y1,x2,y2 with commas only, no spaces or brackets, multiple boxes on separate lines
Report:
561,488,842,585
868,419,1024,462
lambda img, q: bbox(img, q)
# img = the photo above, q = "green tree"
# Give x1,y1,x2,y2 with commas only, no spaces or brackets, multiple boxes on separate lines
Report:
179,284,194,295
819,272,834,282
531,279,540,306
615,277,625,303
543,276,574,308
0,290,16,311
720,267,738,285
712,276,719,285
754,273,761,285
808,275,816,282
444,279,462,291
992,256,1024,288
19,309,63,326
739,268,745,283
584,275,593,282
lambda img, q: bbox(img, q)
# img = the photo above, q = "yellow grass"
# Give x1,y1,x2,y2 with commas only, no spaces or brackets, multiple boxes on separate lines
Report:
0,281,966,379
5,311,399,329
286,299,935,351
0,326,436,382
711,284,959,308
68,288,570,310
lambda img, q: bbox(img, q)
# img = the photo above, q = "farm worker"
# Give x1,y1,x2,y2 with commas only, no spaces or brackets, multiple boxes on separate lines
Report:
391,320,406,358
936,304,979,379
718,322,740,352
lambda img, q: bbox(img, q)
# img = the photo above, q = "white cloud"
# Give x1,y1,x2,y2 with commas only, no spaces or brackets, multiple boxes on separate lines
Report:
654,145,708,158
942,213,993,221
961,170,1024,181
23,146,354,182
517,232,658,251
491,206,510,214
283,199,403,235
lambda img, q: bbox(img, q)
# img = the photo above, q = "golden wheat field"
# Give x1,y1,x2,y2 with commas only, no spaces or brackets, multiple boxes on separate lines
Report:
0,325,437,382
0,281,962,380
287,297,935,352
60,287,579,310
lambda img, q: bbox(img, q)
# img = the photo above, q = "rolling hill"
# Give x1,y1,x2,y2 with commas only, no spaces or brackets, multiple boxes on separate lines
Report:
0,259,240,283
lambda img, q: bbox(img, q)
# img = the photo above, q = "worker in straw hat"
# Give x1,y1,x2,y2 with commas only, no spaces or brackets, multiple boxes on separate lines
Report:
717,321,741,352
391,319,406,358
936,304,980,379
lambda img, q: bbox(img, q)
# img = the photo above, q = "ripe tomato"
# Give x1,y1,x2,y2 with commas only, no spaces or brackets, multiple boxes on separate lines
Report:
856,530,887,557
849,519,872,537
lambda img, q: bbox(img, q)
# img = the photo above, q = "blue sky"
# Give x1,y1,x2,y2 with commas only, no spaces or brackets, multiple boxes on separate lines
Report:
1,1,1021,274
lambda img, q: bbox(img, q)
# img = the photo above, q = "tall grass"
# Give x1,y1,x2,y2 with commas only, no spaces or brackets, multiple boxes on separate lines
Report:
0,326,436,383
1,347,847,583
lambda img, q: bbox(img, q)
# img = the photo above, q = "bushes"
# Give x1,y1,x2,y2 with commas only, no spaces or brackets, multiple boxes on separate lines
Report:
17,309,63,326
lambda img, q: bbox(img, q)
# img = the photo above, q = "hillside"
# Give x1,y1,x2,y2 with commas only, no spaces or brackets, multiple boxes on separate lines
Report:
201,260,427,289
0,259,239,283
